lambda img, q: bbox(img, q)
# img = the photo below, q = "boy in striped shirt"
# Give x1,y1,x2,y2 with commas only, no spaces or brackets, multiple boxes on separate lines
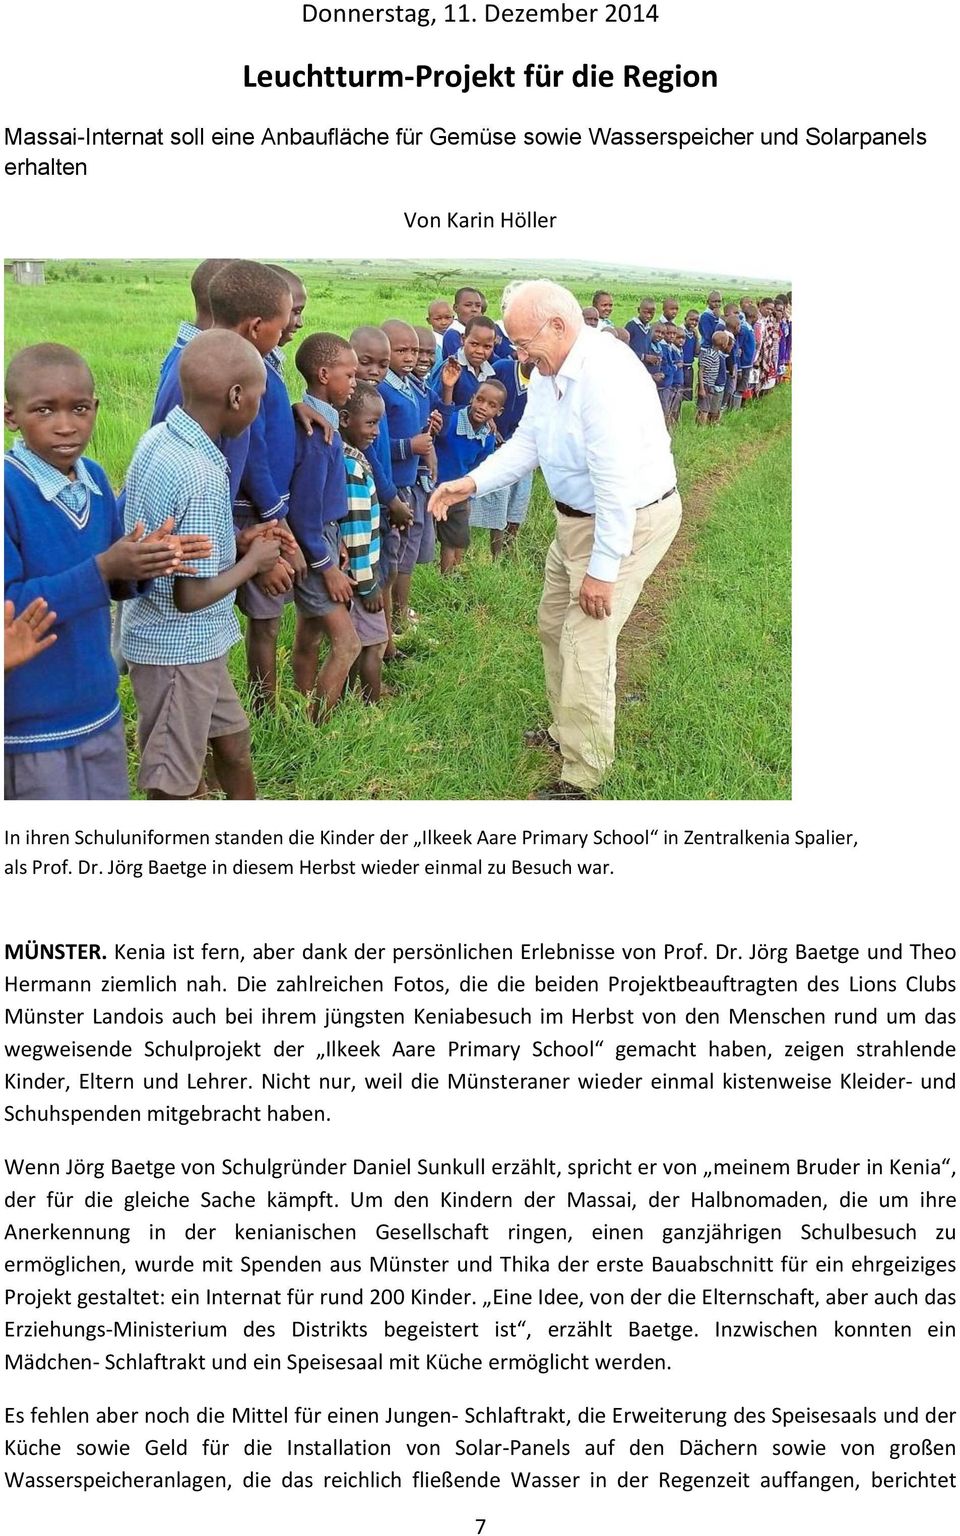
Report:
697,330,734,425
339,383,389,702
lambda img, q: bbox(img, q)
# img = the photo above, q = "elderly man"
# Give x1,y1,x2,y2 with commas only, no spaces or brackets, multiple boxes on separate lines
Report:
428,279,681,800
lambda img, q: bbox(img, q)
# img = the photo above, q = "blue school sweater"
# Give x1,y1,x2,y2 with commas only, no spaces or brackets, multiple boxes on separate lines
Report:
4,450,124,754
699,308,721,347
435,406,497,484
625,319,654,365
410,374,441,419
378,373,425,490
152,350,250,504
235,355,296,522
286,420,348,570
735,324,757,370
492,323,514,361
682,329,699,366
426,352,497,410
365,414,398,510
441,325,464,359
155,322,201,404
492,358,529,441
442,323,512,361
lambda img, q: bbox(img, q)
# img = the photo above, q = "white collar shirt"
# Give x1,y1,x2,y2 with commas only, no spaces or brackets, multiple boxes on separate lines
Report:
470,325,676,581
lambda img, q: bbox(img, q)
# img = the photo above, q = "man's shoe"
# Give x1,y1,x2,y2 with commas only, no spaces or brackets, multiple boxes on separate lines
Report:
523,727,561,753
529,782,590,801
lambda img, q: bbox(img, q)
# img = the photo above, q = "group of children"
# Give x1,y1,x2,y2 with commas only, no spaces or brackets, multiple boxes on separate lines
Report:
3,263,540,800
582,288,793,427
4,263,791,801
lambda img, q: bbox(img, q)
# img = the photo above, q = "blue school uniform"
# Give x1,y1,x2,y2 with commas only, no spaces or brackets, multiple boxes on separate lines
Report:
699,308,721,347
656,344,678,413
441,323,465,359
378,371,427,490
286,399,348,572
492,358,529,441
151,351,250,504
366,414,398,509
234,353,296,523
625,319,655,366
5,444,128,754
410,374,440,494
735,323,757,372
434,406,498,484
426,349,497,410
155,322,201,403
492,323,514,360
411,374,442,415
364,414,401,588
442,325,507,364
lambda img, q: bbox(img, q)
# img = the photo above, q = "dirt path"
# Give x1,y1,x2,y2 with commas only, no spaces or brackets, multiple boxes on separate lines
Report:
616,421,790,699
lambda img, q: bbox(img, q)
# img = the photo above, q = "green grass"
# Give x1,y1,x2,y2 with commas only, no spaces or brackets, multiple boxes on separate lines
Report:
4,260,791,801
607,419,791,800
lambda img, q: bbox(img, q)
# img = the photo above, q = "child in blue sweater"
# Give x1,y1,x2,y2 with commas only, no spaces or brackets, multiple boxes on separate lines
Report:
151,262,290,505
432,358,505,574
428,316,498,408
232,263,311,710
4,344,193,800
470,354,533,557
682,310,701,416
350,326,413,664
412,325,442,488
379,320,438,628
154,258,233,403
440,287,484,357
288,333,361,721
339,383,389,703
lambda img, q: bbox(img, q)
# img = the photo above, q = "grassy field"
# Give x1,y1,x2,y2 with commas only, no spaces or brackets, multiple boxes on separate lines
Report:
3,259,791,801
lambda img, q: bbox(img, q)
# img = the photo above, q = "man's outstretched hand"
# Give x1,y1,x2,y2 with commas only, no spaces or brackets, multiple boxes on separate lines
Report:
428,477,476,521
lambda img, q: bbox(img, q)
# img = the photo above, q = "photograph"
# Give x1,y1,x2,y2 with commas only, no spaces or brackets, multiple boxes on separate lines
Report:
4,257,792,803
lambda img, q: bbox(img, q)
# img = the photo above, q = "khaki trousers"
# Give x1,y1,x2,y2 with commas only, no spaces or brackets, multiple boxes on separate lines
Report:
537,492,682,790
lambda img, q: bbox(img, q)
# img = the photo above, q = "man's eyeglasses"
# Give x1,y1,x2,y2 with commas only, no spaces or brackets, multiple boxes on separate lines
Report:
511,318,555,358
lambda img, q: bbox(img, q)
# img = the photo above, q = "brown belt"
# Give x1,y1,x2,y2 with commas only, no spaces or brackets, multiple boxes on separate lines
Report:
556,487,677,519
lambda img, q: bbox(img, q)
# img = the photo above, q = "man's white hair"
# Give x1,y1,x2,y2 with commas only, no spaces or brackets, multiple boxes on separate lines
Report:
501,279,584,332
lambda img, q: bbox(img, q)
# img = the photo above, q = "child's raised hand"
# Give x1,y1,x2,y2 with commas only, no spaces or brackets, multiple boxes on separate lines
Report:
4,597,57,673
441,358,462,388
97,523,180,583
427,409,443,436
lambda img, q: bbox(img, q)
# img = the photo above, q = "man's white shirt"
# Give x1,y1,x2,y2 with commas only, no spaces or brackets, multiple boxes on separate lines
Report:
470,325,676,581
